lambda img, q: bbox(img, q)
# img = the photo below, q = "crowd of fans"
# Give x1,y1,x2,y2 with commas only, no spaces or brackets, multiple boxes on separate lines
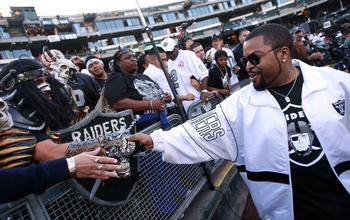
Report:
1,21,350,220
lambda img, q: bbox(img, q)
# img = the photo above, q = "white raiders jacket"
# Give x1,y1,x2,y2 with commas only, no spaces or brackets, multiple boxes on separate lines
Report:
150,59,350,219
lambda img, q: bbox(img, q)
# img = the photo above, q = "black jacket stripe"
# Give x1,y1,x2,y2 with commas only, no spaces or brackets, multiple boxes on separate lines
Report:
334,161,350,175
236,165,289,184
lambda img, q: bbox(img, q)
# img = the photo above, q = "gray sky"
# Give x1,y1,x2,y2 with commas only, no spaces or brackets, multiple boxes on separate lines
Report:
1,0,182,17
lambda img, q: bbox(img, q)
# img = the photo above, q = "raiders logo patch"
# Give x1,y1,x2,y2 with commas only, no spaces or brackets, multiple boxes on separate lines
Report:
332,99,345,116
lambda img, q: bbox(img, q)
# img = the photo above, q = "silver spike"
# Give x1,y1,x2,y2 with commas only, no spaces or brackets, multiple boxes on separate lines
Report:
17,98,24,106
28,111,36,118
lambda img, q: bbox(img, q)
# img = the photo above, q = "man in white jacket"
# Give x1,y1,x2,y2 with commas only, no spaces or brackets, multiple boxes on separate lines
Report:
128,23,350,219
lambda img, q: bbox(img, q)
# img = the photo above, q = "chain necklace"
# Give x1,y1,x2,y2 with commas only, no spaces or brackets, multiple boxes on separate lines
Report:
218,66,229,88
269,67,298,103
218,66,227,78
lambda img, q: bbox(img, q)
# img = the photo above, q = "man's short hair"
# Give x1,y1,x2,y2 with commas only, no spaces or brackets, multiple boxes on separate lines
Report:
341,23,350,35
246,23,293,51
149,47,165,57
214,50,228,62
190,42,202,51
239,28,250,37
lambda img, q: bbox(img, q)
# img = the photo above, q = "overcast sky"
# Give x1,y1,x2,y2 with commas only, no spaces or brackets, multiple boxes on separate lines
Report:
1,0,183,17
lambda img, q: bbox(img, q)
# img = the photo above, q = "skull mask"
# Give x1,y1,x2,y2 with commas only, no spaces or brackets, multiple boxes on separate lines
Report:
41,49,65,67
50,59,77,85
0,97,13,131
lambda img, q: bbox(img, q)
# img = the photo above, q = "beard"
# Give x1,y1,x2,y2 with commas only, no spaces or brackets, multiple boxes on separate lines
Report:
253,74,269,91
253,69,282,91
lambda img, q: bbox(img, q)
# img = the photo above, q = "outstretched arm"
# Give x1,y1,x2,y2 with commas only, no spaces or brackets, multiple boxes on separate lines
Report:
0,148,120,203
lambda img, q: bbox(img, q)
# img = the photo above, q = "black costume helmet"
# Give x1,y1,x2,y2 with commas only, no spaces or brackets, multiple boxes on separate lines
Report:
0,58,48,93
0,59,48,129
0,58,75,130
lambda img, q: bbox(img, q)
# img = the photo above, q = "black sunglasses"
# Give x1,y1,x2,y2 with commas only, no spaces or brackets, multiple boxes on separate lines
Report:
240,47,281,67
115,48,134,60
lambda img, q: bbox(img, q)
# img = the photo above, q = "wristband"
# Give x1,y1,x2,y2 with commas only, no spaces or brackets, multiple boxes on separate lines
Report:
201,90,208,93
66,157,76,178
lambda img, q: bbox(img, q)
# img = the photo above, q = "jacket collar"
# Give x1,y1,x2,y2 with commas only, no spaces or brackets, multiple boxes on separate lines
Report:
293,59,328,97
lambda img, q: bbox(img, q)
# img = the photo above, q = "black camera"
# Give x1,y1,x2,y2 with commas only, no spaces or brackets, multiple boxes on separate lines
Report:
180,20,194,31
314,6,350,62
180,22,189,30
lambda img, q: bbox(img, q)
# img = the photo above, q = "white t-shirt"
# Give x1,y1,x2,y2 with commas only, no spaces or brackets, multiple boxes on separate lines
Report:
144,64,174,107
168,50,209,113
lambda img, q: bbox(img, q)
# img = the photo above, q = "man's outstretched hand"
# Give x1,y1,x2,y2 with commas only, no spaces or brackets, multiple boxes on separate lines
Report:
126,133,154,150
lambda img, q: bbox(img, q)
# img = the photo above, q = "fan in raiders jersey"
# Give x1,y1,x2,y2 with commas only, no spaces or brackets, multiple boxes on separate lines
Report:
50,57,100,119
42,48,100,119
129,23,350,219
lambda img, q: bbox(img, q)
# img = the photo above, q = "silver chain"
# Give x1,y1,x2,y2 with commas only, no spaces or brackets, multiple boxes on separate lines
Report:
269,67,298,103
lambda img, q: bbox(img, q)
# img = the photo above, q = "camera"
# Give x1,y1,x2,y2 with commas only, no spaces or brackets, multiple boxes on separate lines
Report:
314,6,350,63
180,22,189,30
180,20,194,31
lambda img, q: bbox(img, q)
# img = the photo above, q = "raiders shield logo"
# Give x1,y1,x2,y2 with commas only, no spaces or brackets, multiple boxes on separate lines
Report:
55,109,138,206
332,99,345,116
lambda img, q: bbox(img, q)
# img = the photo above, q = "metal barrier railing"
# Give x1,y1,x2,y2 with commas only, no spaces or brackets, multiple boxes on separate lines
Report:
0,114,222,220
186,93,224,119
231,78,251,95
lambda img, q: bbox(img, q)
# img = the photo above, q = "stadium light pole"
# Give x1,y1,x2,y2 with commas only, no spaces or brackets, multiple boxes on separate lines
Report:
274,0,283,24
133,0,188,122
133,0,216,191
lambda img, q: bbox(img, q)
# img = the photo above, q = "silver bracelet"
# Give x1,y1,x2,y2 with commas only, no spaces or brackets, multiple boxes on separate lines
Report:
149,100,153,110
66,157,76,177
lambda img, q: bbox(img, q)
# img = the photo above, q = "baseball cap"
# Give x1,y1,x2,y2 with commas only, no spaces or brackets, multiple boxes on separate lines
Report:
292,26,303,34
161,38,177,52
211,32,223,41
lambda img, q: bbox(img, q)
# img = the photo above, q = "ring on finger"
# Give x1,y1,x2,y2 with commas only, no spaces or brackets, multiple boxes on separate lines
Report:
98,165,103,170
94,156,100,163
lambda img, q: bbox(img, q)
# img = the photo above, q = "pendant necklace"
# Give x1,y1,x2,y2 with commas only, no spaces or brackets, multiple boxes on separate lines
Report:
269,67,298,103
218,66,228,88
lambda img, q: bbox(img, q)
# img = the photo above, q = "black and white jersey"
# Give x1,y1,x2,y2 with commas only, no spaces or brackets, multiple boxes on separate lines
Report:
68,73,100,111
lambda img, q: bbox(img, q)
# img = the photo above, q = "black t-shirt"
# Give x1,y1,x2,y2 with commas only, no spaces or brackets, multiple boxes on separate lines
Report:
233,43,249,80
94,78,107,91
68,73,100,111
208,65,231,99
105,72,164,131
268,70,350,219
